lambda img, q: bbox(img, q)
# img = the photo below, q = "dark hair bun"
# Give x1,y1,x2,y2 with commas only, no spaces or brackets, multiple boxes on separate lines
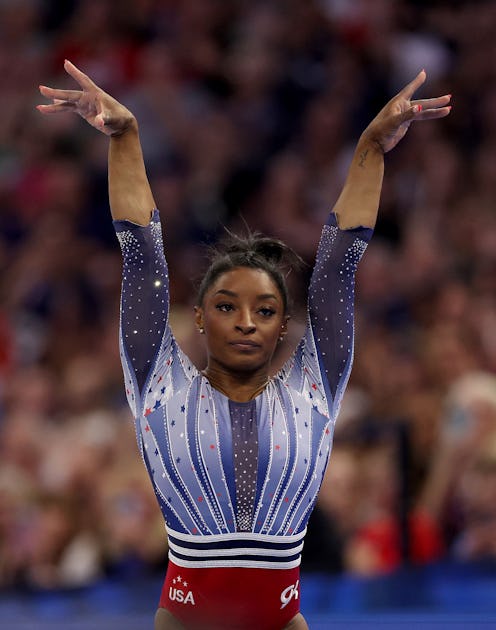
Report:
220,232,292,266
252,237,287,264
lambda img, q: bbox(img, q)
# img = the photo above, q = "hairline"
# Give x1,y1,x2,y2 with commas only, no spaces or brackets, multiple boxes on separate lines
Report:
197,263,289,313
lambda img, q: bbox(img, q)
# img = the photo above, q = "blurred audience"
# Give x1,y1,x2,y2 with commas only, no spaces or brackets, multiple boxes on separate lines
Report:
1,0,496,588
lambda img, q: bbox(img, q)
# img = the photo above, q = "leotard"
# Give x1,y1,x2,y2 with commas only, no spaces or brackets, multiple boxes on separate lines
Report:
114,210,372,628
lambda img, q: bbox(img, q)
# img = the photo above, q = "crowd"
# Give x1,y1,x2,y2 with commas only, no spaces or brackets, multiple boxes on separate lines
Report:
1,0,496,589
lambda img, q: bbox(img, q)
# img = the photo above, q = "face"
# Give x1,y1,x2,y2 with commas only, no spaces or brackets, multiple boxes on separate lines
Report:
195,267,287,375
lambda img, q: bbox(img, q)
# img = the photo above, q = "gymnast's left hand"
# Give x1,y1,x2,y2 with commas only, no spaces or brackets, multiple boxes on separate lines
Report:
361,70,451,154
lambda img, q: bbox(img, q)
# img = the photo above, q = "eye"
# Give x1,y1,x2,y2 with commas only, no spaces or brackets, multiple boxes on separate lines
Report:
258,307,276,317
216,303,234,312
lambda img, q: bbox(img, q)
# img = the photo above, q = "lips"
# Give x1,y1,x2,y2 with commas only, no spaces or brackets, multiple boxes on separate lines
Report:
229,340,261,349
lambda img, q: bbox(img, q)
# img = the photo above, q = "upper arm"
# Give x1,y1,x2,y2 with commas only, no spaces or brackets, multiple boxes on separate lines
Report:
278,213,372,419
115,211,171,396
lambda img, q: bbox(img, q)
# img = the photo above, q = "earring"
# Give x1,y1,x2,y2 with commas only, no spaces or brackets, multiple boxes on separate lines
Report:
199,327,205,334
279,335,284,342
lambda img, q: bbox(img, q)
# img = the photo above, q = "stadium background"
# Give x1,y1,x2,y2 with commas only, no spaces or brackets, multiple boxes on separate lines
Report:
0,0,495,627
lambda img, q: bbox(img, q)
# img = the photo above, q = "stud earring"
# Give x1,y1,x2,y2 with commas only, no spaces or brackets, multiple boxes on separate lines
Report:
199,327,205,334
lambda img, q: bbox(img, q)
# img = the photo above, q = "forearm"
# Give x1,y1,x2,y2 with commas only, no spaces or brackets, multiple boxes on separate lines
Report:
332,136,384,230
108,120,156,224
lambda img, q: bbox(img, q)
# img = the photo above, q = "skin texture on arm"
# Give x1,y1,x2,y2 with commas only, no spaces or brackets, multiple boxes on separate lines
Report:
38,60,155,225
334,70,451,230
108,123,156,224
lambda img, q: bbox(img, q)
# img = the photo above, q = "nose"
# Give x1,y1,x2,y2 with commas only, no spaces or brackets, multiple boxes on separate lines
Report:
235,309,256,334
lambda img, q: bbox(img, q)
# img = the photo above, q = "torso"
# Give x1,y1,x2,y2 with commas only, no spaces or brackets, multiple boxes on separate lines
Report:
141,373,332,554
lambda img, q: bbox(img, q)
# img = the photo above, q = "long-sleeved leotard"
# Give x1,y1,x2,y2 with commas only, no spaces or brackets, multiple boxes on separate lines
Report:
114,211,372,572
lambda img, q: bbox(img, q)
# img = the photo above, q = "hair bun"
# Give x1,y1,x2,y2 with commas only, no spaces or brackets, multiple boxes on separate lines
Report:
252,237,286,264
221,232,290,265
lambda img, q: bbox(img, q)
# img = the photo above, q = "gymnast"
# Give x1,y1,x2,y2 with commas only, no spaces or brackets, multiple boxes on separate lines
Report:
38,61,450,629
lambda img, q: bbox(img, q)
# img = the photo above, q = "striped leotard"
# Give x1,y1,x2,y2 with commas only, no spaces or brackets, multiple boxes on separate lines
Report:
114,210,372,628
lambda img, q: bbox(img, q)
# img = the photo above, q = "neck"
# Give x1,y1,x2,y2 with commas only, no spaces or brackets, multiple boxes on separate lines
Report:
202,366,270,402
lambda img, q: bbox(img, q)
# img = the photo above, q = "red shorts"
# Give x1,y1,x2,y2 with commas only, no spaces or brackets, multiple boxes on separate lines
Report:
159,560,301,629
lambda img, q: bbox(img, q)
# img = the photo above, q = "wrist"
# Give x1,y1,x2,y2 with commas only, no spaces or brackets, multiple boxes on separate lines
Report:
357,130,385,156
110,115,138,138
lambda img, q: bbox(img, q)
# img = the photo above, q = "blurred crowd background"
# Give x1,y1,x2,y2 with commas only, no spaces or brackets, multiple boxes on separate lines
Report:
1,0,496,592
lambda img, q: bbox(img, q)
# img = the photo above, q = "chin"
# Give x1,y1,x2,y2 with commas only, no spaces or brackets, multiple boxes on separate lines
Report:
221,354,272,374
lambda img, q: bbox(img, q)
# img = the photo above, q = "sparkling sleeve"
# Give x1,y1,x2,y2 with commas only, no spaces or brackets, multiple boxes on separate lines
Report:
277,213,372,420
114,210,195,416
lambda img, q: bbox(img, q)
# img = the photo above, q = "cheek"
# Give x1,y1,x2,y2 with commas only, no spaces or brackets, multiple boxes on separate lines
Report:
264,320,285,344
203,324,221,344
203,316,229,346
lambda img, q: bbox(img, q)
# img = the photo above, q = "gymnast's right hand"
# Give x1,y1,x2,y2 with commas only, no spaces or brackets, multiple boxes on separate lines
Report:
37,59,136,137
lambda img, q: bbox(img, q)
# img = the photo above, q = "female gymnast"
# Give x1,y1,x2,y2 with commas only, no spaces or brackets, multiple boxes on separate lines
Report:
38,61,450,629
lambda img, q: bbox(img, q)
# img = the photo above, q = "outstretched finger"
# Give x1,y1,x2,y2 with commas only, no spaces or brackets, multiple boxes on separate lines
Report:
36,101,77,114
39,85,81,102
63,59,95,90
412,94,452,110
399,69,427,101
415,106,452,121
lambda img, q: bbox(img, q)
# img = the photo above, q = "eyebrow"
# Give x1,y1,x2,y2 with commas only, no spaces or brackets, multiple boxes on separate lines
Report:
214,289,279,301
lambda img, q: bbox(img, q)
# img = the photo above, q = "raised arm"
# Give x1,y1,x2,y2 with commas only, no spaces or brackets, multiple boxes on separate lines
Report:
280,72,451,418
38,59,155,224
334,70,451,230
38,62,189,403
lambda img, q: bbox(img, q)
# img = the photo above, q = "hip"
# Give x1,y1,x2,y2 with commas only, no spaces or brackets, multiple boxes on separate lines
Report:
159,560,301,630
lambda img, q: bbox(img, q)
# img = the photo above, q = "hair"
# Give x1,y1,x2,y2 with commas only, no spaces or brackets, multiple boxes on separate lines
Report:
196,230,304,314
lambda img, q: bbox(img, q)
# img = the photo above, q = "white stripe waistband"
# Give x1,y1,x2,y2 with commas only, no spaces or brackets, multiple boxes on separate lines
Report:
165,526,307,545
165,526,306,570
168,554,302,570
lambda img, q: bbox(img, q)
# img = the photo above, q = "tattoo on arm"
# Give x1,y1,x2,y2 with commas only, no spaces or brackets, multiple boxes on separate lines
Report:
358,149,369,168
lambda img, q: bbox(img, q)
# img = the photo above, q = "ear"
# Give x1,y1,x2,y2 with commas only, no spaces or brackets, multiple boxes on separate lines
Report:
194,306,205,333
279,315,290,341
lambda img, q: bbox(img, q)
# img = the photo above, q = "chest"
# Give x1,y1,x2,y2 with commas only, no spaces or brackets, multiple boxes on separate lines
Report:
139,380,333,535
144,380,331,480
